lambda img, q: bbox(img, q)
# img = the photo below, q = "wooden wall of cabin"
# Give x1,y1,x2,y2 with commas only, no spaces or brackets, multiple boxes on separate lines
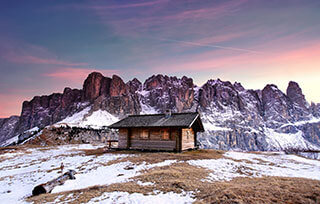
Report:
118,128,128,149
129,127,178,151
181,128,195,150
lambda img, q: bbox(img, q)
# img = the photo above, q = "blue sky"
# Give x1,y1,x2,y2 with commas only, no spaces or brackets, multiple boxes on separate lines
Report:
1,0,320,117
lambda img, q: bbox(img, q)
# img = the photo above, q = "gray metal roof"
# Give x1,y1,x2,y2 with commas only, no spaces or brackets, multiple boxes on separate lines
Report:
109,112,204,132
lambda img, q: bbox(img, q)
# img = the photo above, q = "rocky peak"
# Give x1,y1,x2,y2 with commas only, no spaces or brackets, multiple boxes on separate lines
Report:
234,82,245,92
126,78,142,94
83,72,106,101
262,84,291,125
110,75,126,97
144,74,164,89
200,78,244,111
141,74,195,113
310,102,319,117
286,81,308,109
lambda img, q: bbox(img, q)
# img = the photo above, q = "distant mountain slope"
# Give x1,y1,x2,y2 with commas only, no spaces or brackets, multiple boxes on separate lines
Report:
0,116,19,144
1,72,320,151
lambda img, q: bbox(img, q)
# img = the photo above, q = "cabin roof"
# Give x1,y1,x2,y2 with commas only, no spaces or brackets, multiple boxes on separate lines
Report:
109,112,204,132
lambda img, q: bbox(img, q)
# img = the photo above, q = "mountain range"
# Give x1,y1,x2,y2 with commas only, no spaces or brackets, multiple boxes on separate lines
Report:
1,72,320,151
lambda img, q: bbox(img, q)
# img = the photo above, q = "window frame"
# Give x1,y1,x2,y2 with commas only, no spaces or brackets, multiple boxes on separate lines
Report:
140,128,150,140
161,128,170,140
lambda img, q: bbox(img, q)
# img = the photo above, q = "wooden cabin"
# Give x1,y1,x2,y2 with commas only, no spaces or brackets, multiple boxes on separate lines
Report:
109,112,204,152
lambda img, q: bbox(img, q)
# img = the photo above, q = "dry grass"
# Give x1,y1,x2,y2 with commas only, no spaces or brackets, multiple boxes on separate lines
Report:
107,149,225,165
80,147,114,156
196,177,320,204
26,156,320,204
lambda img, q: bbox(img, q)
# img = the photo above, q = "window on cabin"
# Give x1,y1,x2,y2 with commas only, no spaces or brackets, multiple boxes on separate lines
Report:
161,129,170,140
140,129,149,139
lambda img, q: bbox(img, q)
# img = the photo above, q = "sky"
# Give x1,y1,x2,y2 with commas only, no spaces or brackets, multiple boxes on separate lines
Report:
0,0,320,117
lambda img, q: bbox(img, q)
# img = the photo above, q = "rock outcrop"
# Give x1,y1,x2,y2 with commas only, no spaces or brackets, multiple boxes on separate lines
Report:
15,88,84,135
143,74,196,113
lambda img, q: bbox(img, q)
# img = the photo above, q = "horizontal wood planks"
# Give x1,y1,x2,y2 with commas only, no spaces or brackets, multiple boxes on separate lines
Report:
118,128,128,149
130,139,176,151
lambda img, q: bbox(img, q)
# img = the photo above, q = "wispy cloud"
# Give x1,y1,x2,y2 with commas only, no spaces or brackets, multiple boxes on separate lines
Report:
152,37,263,54
4,54,88,66
85,0,248,37
89,0,168,10
1,39,88,67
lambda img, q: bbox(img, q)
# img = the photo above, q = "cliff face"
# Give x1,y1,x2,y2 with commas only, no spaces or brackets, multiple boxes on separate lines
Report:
1,72,320,151
15,88,84,134
142,75,196,113
0,116,20,144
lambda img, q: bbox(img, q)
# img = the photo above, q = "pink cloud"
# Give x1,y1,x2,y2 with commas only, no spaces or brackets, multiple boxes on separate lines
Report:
0,94,27,117
1,39,88,67
5,54,88,66
44,68,121,83
149,40,320,75
164,0,247,21
194,28,259,45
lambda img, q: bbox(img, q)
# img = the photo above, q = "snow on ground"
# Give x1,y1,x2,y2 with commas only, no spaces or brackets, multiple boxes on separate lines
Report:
52,159,176,193
0,144,177,203
0,144,121,203
264,128,318,150
188,151,320,181
87,191,195,204
56,108,118,129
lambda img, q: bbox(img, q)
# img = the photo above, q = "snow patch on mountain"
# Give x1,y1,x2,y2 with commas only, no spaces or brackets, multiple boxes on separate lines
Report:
81,110,119,128
0,135,19,147
264,128,318,150
281,117,320,128
56,107,118,129
203,122,232,132
58,107,91,126
140,102,158,114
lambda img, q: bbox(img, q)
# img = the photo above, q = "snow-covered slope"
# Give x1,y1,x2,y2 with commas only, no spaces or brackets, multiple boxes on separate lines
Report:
56,107,119,129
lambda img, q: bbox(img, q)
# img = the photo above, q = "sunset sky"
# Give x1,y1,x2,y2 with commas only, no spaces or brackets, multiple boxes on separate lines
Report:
0,0,320,117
